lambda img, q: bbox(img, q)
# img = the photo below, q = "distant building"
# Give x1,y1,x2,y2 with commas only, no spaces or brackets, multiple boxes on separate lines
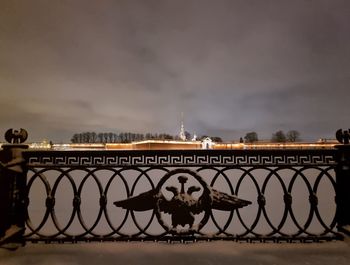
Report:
201,137,214,149
106,140,201,150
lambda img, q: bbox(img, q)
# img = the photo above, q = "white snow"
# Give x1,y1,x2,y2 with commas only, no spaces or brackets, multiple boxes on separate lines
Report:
1,240,349,265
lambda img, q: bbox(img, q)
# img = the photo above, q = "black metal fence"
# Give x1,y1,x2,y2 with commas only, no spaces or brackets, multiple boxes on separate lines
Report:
3,145,350,245
19,149,341,243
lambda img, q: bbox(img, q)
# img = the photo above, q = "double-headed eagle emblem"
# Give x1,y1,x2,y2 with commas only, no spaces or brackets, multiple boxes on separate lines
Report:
4,128,28,144
114,169,251,233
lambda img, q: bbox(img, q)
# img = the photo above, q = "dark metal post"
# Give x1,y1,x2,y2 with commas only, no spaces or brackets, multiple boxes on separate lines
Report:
0,129,28,247
335,129,350,236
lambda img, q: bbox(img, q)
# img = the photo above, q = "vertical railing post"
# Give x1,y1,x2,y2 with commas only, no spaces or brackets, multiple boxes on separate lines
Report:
334,129,350,236
0,129,28,248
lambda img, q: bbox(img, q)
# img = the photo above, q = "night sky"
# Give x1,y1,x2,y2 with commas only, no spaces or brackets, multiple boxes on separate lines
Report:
1,0,349,142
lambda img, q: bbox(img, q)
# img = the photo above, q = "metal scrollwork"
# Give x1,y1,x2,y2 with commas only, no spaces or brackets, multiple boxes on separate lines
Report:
4,128,28,144
114,169,251,235
23,150,339,242
336,129,350,144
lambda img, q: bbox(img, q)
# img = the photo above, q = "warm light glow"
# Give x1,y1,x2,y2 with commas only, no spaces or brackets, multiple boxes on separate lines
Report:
132,140,202,145
214,142,337,150
7,140,336,151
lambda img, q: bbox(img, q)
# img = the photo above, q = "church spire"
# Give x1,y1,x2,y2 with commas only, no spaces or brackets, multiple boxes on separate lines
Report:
179,112,186,141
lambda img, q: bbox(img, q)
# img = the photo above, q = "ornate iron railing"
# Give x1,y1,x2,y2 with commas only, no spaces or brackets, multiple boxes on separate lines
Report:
22,149,340,242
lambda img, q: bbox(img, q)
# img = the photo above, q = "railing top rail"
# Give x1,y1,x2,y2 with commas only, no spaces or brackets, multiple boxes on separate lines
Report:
23,148,336,155
23,148,336,167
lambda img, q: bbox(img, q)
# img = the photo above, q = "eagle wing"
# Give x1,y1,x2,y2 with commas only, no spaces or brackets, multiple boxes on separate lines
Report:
210,189,251,211
190,193,211,214
4,129,13,143
191,189,251,213
158,198,177,214
114,189,158,211
336,129,343,143
114,188,251,213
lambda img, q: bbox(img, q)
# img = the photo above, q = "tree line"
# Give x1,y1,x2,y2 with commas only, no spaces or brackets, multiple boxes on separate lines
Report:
244,130,301,143
71,130,298,144
71,131,223,143
71,132,175,143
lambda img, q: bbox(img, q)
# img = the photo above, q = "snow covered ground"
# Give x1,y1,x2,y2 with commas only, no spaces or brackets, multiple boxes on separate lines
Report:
1,240,349,265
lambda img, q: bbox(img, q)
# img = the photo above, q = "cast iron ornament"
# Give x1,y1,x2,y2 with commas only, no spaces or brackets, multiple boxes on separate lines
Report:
336,129,350,144
4,128,28,144
114,169,251,235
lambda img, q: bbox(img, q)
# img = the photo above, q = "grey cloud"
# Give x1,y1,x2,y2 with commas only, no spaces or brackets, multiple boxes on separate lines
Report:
0,0,349,142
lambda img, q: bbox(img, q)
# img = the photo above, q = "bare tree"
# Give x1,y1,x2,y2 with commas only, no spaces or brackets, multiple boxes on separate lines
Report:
91,132,97,143
108,132,113,143
286,130,301,142
86,132,91,143
212,136,223,142
103,133,108,143
97,133,103,143
272,130,286,142
244,132,258,143
71,134,79,143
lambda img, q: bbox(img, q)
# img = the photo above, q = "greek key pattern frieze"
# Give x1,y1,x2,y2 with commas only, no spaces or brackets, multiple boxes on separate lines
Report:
26,151,335,167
